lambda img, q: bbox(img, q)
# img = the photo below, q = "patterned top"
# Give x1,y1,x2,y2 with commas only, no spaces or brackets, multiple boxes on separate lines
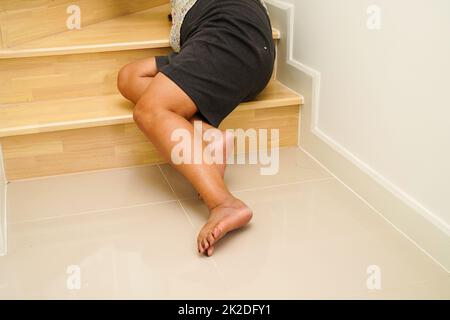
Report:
169,0,269,53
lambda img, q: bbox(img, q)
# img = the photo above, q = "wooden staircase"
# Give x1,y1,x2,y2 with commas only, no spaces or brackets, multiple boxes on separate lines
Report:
0,0,303,181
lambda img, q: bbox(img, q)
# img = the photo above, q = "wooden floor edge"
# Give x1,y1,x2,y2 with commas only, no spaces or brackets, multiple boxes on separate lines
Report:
0,98,302,138
0,40,171,59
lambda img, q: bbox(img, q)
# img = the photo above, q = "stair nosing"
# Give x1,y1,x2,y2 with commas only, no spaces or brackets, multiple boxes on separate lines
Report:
1,28,280,59
0,39,171,59
0,115,132,138
1,27,280,60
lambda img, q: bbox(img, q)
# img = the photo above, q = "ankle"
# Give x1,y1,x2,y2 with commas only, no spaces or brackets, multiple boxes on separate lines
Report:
209,195,245,212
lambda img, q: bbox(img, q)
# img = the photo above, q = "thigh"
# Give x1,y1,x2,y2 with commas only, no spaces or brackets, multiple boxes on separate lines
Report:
137,72,198,119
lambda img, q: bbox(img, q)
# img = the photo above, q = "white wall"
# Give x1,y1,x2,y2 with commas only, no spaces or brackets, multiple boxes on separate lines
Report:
282,0,450,230
266,0,450,269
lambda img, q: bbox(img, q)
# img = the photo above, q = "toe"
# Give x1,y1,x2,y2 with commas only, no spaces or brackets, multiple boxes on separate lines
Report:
207,233,216,247
203,238,210,251
207,246,215,256
212,226,222,239
197,236,204,254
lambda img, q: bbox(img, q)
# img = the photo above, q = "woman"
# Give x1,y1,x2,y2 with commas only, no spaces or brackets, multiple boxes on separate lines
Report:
117,0,275,256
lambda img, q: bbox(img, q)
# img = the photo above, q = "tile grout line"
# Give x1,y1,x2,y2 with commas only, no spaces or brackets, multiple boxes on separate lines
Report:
9,199,179,226
8,160,333,226
157,165,195,229
231,176,335,195
8,158,333,228
159,163,334,287
156,164,227,281
8,162,167,183
176,176,335,202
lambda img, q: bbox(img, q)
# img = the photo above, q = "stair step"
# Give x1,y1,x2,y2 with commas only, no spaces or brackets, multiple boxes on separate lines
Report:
0,0,169,48
0,80,303,138
1,4,281,59
0,79,302,180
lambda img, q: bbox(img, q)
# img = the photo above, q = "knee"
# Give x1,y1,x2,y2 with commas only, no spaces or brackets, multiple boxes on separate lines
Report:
133,99,164,128
132,101,147,127
117,65,132,96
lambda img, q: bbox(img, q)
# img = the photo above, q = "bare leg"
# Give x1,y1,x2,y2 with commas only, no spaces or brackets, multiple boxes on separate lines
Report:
190,115,234,179
118,57,232,179
190,115,234,201
133,72,252,256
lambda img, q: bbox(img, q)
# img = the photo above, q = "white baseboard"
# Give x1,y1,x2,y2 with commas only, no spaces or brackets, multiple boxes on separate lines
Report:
0,144,7,256
266,0,450,272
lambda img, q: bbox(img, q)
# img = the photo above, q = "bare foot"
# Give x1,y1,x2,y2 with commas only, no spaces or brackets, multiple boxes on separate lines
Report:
197,197,253,256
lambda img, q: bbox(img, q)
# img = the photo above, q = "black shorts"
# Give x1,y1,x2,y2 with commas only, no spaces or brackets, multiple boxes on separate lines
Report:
155,0,276,128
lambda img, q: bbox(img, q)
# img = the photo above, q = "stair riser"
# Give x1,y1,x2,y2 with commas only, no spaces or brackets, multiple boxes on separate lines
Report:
0,0,169,48
1,105,300,181
0,47,172,104
0,41,279,104
0,25,4,49
1,0,91,11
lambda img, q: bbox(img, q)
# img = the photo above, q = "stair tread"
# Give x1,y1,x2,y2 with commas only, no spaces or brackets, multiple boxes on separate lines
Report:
1,4,281,59
0,80,303,137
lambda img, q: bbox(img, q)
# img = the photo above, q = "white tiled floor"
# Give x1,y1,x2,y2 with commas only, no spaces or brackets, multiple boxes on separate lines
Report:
1,148,449,299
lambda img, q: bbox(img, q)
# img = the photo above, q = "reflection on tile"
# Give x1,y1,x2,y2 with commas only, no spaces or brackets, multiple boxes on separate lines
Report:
2,146,448,299
0,201,225,299
160,147,332,199
8,165,175,223
181,179,450,299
